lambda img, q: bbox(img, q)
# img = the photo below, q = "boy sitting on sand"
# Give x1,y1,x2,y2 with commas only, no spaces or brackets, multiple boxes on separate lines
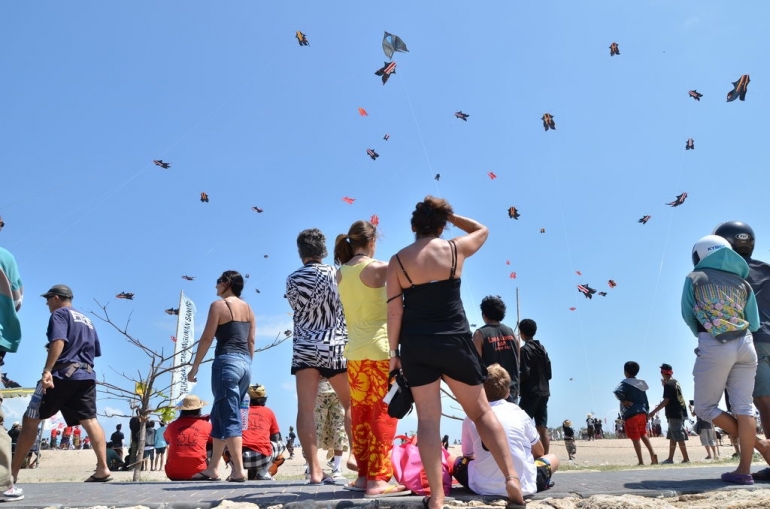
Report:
614,361,658,465
455,364,560,497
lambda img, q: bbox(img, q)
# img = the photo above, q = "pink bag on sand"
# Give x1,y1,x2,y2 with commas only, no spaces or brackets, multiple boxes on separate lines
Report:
391,434,452,496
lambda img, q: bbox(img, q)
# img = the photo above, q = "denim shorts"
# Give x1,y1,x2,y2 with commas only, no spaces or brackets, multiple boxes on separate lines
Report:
211,353,251,440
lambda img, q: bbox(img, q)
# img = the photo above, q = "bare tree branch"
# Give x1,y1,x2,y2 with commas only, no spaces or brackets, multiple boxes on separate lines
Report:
88,300,290,481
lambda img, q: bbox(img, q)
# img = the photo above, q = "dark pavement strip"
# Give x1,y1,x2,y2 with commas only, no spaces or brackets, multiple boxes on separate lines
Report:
7,466,770,508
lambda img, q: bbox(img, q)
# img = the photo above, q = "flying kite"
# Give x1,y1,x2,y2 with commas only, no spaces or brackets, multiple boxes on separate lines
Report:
685,138,695,150
569,307,576,311
383,134,390,141
609,42,620,56
358,108,369,117
1,374,20,388
296,31,309,46
153,160,171,169
245,274,250,279
726,74,750,102
165,308,179,315
508,206,521,219
541,113,556,131
182,275,195,281
688,90,703,101
638,215,651,224
263,254,269,258
666,192,688,207
608,280,617,288
540,228,546,233
370,214,379,226
455,111,469,121
366,148,379,160
488,172,497,180
252,206,264,213
342,196,355,204
375,61,397,85
200,192,209,203
434,174,441,181
509,272,517,279
255,289,261,294
470,323,477,328
506,260,510,265
116,292,134,300
598,292,608,297
382,31,409,60
577,284,596,299
575,271,582,276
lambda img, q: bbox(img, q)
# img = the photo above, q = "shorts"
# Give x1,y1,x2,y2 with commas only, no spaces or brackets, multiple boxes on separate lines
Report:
666,418,688,442
564,437,576,455
291,338,347,376
210,353,251,440
143,448,155,459
519,394,549,428
699,428,716,447
35,378,97,426
155,447,167,454
535,457,552,492
315,392,348,451
754,341,770,398
624,413,648,441
399,333,485,388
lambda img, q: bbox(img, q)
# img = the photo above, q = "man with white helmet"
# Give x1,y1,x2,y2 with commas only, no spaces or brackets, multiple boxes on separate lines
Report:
682,235,762,485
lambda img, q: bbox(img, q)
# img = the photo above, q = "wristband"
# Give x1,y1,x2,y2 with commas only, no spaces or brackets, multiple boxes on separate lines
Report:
389,350,399,358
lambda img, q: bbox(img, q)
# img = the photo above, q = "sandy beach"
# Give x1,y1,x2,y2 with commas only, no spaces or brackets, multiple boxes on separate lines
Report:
13,436,770,508
14,436,747,483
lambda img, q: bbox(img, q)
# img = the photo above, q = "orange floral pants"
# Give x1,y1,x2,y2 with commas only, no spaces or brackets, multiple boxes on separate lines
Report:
348,359,397,481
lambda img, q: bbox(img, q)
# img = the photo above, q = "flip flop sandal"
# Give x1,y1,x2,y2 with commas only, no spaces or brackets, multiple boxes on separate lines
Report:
363,485,411,498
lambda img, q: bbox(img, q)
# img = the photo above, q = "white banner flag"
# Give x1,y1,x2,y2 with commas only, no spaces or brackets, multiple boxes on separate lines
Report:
170,291,196,404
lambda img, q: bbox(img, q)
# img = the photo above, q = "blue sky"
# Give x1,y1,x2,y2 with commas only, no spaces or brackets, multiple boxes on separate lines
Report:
1,2,768,442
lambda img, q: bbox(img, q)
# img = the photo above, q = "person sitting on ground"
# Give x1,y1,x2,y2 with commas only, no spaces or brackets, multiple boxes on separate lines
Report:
454,364,560,498
105,441,124,471
613,361,658,465
164,395,213,481
224,383,286,480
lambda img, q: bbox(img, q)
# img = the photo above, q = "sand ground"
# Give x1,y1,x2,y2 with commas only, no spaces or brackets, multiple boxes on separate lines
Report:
15,437,770,508
14,436,741,483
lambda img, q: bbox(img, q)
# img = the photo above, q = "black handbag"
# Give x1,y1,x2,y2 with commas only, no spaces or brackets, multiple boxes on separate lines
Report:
387,369,414,419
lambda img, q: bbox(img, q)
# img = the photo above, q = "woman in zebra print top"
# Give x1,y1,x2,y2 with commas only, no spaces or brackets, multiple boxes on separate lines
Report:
286,228,353,484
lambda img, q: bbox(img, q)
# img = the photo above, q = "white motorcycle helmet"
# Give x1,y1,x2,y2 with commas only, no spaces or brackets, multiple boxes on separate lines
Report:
692,235,732,266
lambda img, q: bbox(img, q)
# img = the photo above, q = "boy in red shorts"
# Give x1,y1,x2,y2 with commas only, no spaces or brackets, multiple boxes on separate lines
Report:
614,361,658,465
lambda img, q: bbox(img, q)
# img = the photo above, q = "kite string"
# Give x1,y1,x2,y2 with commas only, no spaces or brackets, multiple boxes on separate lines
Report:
642,105,693,342
398,74,441,196
398,73,486,324
546,134,598,414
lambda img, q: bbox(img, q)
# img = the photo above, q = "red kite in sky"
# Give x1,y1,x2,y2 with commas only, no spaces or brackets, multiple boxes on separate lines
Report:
358,108,368,116
342,197,355,204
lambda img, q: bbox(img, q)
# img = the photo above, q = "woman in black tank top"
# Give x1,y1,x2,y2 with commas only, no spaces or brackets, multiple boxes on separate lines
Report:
385,196,525,508
188,270,255,482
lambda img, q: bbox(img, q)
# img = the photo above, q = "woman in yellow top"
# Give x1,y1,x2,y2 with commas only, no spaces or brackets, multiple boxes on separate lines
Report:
334,220,409,498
